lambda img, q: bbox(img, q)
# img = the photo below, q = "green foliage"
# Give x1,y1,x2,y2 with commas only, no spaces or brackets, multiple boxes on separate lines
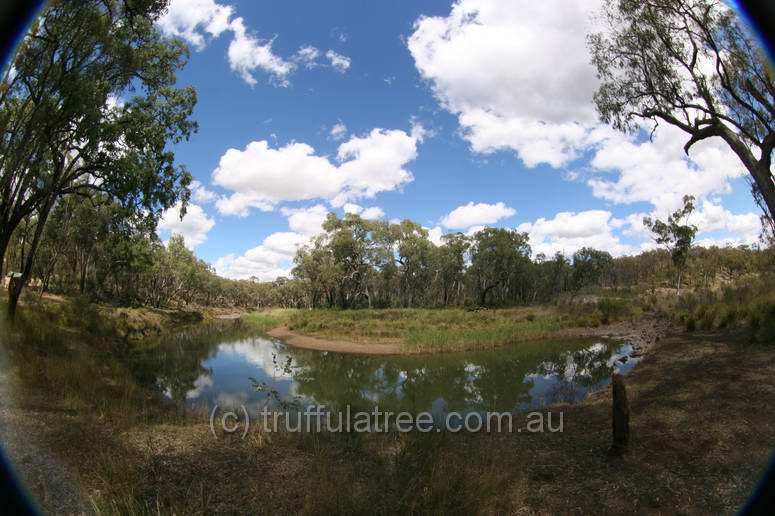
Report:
643,195,698,294
597,298,632,324
0,0,197,315
589,0,775,226
572,247,613,292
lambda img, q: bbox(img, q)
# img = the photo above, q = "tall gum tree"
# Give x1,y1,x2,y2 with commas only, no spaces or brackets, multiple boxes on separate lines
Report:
588,0,775,231
0,0,197,316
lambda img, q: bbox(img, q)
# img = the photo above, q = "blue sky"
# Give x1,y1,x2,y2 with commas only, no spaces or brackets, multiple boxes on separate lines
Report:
153,0,763,280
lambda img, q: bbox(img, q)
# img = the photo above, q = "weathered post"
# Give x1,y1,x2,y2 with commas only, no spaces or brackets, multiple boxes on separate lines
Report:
610,373,629,455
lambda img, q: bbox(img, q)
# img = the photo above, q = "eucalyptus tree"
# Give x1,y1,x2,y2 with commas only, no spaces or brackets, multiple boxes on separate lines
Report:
589,0,775,231
0,0,196,315
468,228,531,306
643,195,698,295
571,247,614,292
389,220,434,307
435,232,470,306
320,213,385,308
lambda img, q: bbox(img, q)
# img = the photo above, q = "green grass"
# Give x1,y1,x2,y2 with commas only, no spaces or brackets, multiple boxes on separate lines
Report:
279,303,640,352
240,308,295,332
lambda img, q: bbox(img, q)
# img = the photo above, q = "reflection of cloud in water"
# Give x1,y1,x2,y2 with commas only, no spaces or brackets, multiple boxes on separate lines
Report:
215,338,300,398
185,374,214,400
217,339,289,376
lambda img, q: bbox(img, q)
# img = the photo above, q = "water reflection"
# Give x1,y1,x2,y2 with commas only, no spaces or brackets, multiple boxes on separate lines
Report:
132,324,641,416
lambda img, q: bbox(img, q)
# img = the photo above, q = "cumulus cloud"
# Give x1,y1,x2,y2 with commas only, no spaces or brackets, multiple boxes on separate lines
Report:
408,0,602,168
440,201,515,229
588,125,748,214
690,201,761,243
325,50,351,72
213,127,420,216
213,252,290,281
281,204,330,237
190,180,218,203
517,210,633,257
157,0,233,50
213,231,308,280
342,203,385,220
157,202,216,249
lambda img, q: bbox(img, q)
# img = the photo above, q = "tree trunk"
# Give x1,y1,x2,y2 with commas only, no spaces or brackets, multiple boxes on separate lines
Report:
8,197,55,318
8,275,24,317
750,162,775,229
0,231,9,281
676,268,682,297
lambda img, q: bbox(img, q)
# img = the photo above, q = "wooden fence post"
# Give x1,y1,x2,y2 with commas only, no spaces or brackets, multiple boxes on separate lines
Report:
611,373,629,455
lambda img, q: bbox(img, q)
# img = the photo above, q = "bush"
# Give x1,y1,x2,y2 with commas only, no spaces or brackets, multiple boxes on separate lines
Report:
753,302,775,344
596,298,631,324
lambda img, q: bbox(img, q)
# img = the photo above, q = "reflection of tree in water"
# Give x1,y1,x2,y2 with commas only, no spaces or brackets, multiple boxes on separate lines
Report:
130,326,629,413
283,340,621,414
532,343,619,405
125,322,255,402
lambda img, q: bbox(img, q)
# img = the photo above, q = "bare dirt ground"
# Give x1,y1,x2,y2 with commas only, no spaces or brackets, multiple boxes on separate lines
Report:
0,373,89,514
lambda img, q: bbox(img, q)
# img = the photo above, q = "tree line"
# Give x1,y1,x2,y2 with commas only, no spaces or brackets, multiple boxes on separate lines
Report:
4,192,770,311
284,211,771,310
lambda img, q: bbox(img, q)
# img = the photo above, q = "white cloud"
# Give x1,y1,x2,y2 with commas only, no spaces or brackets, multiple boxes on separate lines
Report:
425,226,444,246
212,127,420,216
690,201,761,245
213,231,309,281
441,201,515,229
343,203,384,220
517,210,633,257
263,231,309,256
407,0,755,227
157,202,216,249
281,204,330,237
227,17,295,87
361,207,385,220
588,125,748,214
213,253,290,281
190,180,218,203
295,46,320,68
465,225,486,236
330,122,347,140
157,0,233,50
159,2,349,86
213,227,314,280
325,50,351,72
408,0,602,168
